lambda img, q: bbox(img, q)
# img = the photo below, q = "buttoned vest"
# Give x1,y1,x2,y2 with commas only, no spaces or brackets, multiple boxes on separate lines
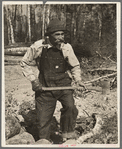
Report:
38,47,72,96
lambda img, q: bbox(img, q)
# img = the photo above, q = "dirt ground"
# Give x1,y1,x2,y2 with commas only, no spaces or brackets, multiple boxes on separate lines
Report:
4,56,118,145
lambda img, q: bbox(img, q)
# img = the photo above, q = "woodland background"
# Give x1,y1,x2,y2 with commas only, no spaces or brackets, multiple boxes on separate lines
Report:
4,4,116,59
4,4,118,145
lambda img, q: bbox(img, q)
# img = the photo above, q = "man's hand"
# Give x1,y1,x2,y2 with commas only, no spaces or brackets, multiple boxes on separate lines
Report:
76,80,86,91
31,79,42,92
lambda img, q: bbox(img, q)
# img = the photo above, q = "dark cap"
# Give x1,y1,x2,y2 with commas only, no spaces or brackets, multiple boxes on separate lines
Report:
45,19,67,36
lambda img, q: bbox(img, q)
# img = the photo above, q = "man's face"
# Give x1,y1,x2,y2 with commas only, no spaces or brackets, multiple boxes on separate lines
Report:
49,31,65,46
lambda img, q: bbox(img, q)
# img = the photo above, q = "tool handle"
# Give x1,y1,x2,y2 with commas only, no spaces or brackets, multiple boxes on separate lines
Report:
42,86,102,92
41,72,117,92
42,86,75,91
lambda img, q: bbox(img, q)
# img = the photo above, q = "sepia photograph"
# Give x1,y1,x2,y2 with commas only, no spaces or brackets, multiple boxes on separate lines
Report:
2,1,120,147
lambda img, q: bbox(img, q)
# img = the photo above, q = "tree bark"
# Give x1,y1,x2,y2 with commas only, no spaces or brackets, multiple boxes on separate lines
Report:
27,4,31,42
46,4,50,25
5,5,15,44
4,47,30,56
42,4,46,39
21,5,28,42
35,5,42,40
98,5,102,54
4,7,9,45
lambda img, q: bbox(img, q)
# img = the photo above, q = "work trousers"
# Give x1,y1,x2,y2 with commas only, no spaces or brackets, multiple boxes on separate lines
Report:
35,90,78,140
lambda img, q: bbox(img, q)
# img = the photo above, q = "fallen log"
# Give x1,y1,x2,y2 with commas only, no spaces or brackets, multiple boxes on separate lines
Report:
4,59,36,66
4,47,30,56
84,72,117,85
4,42,32,49
4,55,36,66
88,67,117,72
5,59,21,63
76,114,103,144
5,62,20,65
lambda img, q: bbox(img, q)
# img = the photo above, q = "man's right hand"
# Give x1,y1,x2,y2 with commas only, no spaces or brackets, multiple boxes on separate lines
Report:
31,79,42,92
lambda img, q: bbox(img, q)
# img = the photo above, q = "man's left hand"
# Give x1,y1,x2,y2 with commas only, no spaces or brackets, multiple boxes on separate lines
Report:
77,80,86,91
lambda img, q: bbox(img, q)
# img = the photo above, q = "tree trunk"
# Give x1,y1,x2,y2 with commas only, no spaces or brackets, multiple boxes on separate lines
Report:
35,5,42,40
8,11,15,44
27,4,31,42
73,5,77,39
71,5,76,43
21,5,28,42
5,5,15,44
46,4,50,25
7,22,11,44
42,4,46,38
4,7,9,45
66,12,72,43
30,5,36,41
98,5,102,54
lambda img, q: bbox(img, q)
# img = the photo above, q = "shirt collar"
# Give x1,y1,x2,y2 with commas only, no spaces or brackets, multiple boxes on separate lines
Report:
46,39,62,51
47,40,53,48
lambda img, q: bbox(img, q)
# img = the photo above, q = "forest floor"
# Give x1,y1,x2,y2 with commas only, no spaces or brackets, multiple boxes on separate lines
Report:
4,55,118,145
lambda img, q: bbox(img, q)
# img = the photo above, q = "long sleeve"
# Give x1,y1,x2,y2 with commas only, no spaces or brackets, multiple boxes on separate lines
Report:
62,43,82,82
20,47,36,81
20,39,44,82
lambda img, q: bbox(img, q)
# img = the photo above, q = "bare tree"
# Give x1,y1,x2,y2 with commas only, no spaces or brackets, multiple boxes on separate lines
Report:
27,4,31,42
42,4,46,39
4,5,15,44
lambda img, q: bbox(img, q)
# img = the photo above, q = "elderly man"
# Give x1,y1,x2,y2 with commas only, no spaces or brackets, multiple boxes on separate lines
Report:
20,19,85,141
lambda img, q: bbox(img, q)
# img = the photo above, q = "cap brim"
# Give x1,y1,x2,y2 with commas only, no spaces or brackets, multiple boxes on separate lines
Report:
44,29,68,36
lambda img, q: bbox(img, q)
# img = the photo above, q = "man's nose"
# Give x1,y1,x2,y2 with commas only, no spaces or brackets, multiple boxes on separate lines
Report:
58,34,64,39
